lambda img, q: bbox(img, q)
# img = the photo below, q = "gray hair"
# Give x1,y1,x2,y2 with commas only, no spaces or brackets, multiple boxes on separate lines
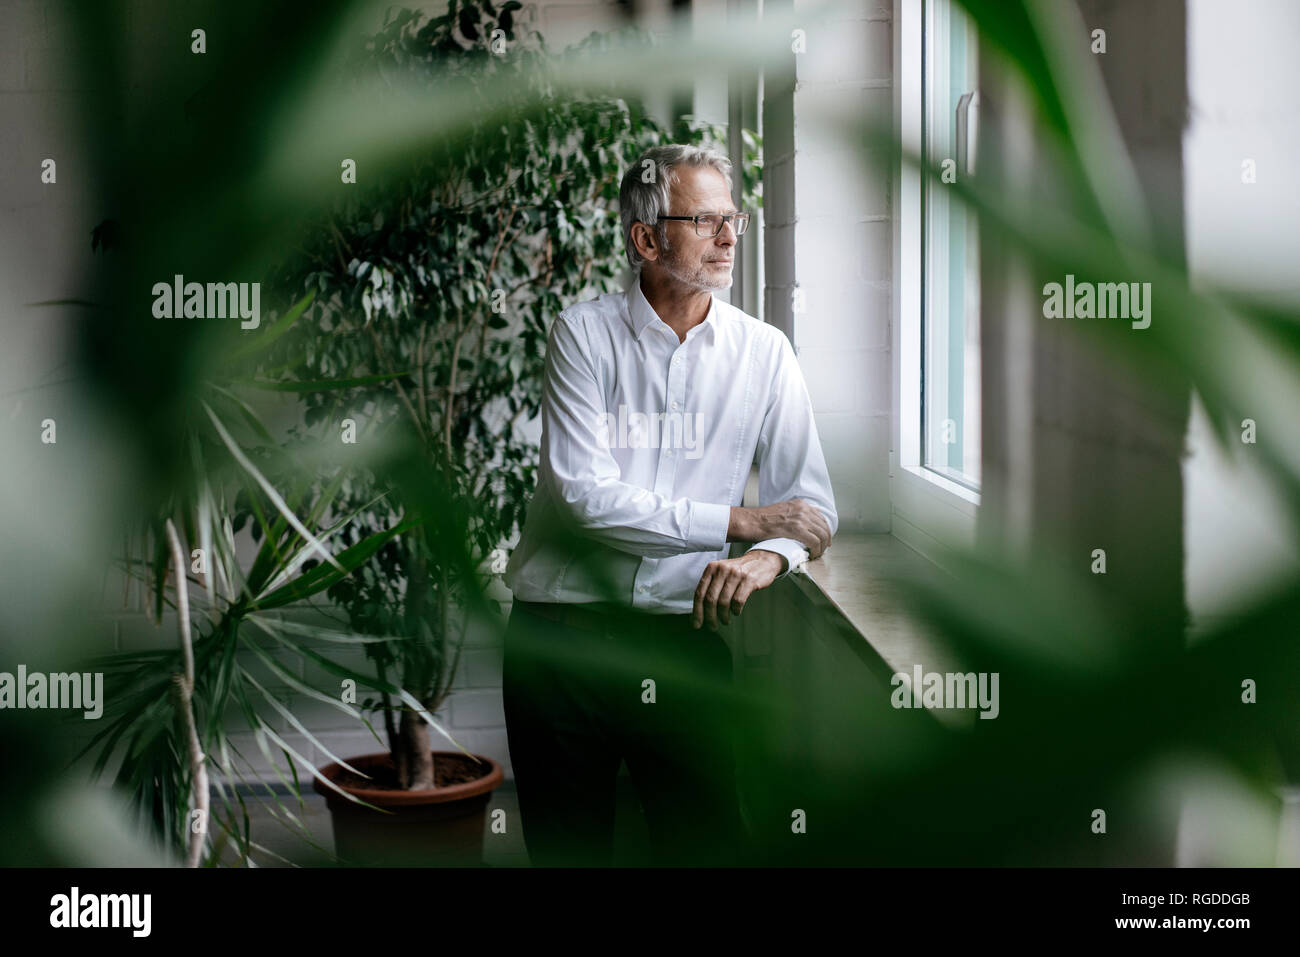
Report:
618,144,734,268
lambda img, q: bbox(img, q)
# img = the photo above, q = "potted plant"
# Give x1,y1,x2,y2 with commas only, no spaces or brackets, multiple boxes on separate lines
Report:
82,289,437,867
259,3,763,864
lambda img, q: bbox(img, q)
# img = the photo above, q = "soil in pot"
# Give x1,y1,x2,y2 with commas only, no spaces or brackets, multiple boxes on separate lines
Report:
331,753,488,791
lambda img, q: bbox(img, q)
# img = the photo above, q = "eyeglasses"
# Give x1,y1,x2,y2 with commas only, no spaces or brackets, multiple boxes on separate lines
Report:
656,211,751,238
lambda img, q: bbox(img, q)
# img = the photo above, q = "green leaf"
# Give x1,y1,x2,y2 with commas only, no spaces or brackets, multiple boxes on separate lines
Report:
258,725,378,809
241,619,371,719
204,402,346,576
226,290,317,363
250,517,420,610
241,667,371,778
396,688,475,760
235,371,414,392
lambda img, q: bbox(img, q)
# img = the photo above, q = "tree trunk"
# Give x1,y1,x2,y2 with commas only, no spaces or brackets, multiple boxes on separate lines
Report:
396,705,435,790
393,529,439,790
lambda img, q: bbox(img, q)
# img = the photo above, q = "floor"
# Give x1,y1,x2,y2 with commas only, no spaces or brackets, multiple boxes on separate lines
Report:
215,766,653,867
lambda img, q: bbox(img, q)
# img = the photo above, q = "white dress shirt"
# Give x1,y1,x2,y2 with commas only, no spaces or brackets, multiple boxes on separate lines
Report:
503,276,838,614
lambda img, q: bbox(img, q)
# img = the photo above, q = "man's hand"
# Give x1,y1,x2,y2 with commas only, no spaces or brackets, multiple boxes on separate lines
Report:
692,549,785,630
728,498,833,559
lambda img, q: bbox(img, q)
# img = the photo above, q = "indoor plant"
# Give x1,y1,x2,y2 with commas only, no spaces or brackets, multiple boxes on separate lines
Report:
81,289,438,867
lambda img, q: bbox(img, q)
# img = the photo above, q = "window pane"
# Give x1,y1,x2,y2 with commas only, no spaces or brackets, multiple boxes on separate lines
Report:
922,0,981,490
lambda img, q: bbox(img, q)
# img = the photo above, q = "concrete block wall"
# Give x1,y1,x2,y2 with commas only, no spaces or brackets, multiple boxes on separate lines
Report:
764,0,894,533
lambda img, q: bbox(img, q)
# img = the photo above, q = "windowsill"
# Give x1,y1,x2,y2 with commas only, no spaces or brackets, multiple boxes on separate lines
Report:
739,463,965,674
887,463,980,572
787,531,964,678
899,463,979,509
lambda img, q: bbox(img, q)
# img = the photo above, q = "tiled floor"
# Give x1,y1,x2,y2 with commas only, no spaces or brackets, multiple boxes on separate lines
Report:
215,766,654,867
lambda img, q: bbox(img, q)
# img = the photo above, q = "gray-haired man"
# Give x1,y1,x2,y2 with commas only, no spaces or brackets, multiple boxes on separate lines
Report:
503,144,838,866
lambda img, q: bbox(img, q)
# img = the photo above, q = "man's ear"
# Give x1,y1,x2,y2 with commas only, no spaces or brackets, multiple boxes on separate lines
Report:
631,221,659,263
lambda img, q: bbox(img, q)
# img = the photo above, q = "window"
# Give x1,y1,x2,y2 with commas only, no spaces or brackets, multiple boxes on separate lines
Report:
892,0,980,566
921,0,981,491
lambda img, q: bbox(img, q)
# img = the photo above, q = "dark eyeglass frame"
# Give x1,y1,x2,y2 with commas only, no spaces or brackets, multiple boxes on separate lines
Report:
656,211,751,237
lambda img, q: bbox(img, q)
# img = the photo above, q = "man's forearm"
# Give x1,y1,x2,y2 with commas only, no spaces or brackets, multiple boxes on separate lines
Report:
727,499,834,559
728,505,761,543
727,504,807,542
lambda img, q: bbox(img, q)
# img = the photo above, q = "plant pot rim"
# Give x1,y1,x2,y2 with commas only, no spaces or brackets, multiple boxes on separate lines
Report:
314,751,504,808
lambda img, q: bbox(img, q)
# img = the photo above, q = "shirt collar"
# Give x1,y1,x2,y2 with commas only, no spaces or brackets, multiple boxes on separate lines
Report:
625,275,718,344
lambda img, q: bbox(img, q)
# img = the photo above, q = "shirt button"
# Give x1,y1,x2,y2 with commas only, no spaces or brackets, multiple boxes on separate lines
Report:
673,355,682,365
671,400,680,410
664,448,674,457
637,584,648,593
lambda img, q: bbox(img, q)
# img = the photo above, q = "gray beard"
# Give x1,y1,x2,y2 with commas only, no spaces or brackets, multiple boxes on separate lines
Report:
658,241,733,291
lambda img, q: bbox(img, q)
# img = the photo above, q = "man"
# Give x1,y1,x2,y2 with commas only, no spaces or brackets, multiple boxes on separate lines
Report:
502,143,838,866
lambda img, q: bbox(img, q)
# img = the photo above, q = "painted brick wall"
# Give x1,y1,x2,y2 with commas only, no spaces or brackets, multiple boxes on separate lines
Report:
765,0,894,533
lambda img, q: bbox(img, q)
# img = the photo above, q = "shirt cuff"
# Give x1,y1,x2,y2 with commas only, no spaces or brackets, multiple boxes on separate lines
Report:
747,538,811,577
687,500,733,552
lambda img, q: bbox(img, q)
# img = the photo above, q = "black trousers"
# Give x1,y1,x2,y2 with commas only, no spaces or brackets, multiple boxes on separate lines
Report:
502,599,748,867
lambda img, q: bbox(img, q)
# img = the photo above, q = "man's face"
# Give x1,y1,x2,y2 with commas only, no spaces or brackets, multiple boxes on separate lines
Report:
654,166,737,292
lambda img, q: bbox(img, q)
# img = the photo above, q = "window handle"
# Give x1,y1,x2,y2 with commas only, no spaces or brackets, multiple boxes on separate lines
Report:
956,90,980,177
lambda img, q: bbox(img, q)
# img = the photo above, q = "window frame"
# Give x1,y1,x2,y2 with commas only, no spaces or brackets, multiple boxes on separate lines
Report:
891,0,979,567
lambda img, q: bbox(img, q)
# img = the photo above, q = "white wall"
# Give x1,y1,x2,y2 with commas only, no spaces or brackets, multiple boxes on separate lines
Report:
765,0,895,533
1182,0,1300,634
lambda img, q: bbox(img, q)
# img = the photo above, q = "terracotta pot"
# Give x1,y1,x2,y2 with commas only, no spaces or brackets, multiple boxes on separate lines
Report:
314,751,505,866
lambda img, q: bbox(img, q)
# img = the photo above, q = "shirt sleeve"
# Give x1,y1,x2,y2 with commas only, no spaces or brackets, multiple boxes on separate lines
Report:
745,333,839,577
538,313,733,558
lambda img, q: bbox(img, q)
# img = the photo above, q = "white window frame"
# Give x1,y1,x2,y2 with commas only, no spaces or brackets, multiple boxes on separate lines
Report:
891,0,979,567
